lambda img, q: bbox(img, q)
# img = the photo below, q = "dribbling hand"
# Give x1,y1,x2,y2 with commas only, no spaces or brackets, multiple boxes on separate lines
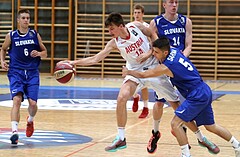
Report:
57,60,75,66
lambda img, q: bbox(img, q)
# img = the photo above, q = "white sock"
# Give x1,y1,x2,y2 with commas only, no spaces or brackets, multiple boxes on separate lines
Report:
118,127,125,141
181,144,191,157
153,119,160,133
11,121,18,132
194,129,204,142
28,115,34,122
143,100,148,108
133,93,138,98
229,136,240,149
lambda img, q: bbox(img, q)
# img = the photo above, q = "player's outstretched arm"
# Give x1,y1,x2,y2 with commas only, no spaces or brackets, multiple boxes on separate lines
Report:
122,64,173,78
58,39,116,66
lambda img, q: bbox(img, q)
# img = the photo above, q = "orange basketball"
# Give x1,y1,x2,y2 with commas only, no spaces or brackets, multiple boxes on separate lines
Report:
54,63,76,84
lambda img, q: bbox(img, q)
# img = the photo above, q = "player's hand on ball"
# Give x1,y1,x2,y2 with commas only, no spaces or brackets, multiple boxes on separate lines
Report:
57,60,74,66
54,62,76,84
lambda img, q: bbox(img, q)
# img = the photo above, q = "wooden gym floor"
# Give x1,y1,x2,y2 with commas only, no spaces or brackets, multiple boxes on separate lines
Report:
0,74,240,157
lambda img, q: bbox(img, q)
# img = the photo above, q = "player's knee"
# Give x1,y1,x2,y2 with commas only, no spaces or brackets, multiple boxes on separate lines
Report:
117,94,129,103
155,101,164,107
169,101,180,110
29,103,37,108
28,99,37,107
204,124,217,133
171,119,177,130
13,94,22,104
171,116,182,130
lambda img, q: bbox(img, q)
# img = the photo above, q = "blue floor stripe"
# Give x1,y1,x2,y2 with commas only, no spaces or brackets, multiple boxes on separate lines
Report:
2,85,240,94
0,86,228,102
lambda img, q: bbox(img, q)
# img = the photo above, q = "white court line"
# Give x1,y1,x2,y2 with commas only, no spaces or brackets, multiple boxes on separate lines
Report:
64,110,168,157
97,110,167,142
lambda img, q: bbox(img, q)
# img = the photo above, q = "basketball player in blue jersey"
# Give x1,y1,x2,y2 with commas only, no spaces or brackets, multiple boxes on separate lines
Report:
0,9,47,145
151,0,192,57
58,12,184,152
145,0,219,155
59,12,215,154
122,36,240,157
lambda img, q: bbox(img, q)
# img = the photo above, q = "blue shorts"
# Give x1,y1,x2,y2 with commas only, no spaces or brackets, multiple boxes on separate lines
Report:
175,82,215,126
8,68,40,102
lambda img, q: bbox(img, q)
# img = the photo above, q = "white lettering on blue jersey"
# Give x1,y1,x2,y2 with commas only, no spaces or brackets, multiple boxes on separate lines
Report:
178,58,193,71
167,49,177,62
164,28,185,35
15,39,35,46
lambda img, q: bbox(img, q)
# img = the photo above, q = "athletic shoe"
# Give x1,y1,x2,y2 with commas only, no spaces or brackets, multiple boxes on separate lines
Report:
234,143,240,157
198,137,220,154
138,107,149,118
10,131,19,145
132,94,140,112
26,117,34,137
105,136,127,152
147,130,161,154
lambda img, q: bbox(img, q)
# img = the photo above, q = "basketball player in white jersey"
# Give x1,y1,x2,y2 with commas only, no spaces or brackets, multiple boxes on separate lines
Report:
131,3,150,118
58,12,182,152
59,12,209,153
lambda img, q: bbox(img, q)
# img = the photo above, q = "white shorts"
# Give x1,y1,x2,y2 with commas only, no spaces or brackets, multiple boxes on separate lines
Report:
123,74,179,102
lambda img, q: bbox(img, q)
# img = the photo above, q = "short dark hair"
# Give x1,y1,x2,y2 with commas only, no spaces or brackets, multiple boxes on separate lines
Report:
133,3,145,13
105,12,125,27
18,9,30,17
152,37,170,52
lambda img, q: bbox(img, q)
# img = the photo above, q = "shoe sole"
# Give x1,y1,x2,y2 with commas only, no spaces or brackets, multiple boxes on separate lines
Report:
147,148,157,154
147,144,158,154
10,134,19,145
106,145,127,152
26,130,34,137
139,113,149,118
198,143,220,154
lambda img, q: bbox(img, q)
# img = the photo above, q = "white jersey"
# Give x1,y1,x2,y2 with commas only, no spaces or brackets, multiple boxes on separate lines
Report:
142,22,150,28
114,23,158,71
115,23,179,102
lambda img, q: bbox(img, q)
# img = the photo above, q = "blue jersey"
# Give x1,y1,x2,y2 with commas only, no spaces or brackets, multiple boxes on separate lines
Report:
154,14,186,51
163,48,202,98
8,29,41,70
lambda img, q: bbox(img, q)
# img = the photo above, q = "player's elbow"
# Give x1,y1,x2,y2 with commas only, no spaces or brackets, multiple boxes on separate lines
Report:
42,51,48,58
